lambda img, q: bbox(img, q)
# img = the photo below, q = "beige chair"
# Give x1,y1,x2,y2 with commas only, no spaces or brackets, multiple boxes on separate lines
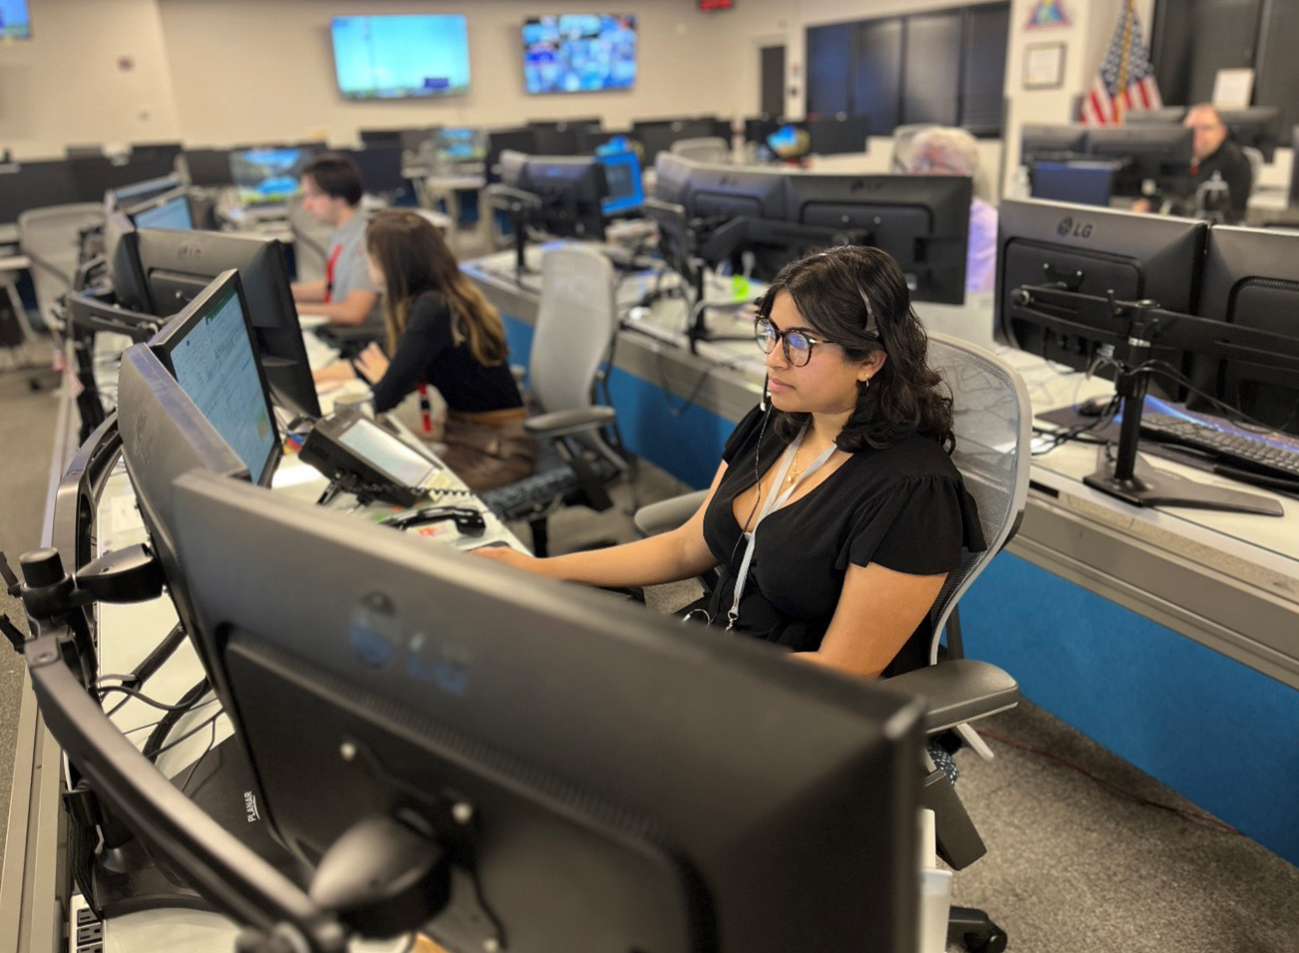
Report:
18,203,106,331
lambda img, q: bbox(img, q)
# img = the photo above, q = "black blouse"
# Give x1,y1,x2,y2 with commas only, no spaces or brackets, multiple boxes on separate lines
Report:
699,405,986,677
369,291,524,415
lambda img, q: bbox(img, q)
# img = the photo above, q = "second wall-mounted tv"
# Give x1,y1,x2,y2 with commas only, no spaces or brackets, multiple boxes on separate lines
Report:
523,14,637,94
331,14,471,100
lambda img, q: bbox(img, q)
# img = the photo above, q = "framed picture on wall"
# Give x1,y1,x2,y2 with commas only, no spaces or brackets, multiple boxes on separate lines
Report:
1023,42,1065,90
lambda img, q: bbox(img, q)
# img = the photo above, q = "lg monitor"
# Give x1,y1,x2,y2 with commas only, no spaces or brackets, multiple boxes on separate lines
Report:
595,149,644,216
128,190,195,231
633,117,722,167
1019,124,1087,162
522,14,637,94
1189,226,1299,432
134,228,321,419
806,114,870,155
161,467,925,953
183,148,234,188
1083,125,1193,196
784,172,972,303
1217,106,1281,162
1029,159,1117,208
148,270,280,486
995,198,1206,380
331,14,471,99
230,146,313,207
499,150,609,241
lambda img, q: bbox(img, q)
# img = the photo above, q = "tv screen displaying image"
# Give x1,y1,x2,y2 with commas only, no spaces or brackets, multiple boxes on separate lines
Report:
0,0,32,39
522,14,636,94
230,147,311,207
331,14,471,100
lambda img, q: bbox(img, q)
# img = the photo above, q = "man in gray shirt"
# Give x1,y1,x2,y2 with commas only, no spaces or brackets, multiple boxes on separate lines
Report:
290,153,381,327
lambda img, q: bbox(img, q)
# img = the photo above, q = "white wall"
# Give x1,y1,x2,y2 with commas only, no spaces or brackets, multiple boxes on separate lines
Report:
153,0,751,148
0,0,180,158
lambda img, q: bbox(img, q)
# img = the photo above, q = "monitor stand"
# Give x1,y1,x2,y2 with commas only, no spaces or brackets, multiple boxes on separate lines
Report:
77,736,311,919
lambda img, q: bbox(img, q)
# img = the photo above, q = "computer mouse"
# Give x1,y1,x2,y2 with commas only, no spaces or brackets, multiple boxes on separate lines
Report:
1076,396,1114,417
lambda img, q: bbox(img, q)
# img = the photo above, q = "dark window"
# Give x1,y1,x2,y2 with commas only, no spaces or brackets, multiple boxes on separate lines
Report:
805,2,1009,137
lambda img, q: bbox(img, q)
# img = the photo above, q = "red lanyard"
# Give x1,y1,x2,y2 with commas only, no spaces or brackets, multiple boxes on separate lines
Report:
324,243,342,302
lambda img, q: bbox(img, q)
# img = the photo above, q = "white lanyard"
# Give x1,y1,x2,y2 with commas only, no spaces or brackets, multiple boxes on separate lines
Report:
725,425,836,630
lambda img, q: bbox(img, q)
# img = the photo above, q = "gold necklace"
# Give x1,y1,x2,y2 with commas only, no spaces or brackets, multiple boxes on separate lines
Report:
785,443,806,485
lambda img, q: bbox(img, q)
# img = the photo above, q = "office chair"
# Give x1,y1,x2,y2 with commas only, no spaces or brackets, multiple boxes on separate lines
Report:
632,332,1031,953
669,137,733,164
18,204,106,332
891,123,942,173
1241,145,1264,195
478,245,633,557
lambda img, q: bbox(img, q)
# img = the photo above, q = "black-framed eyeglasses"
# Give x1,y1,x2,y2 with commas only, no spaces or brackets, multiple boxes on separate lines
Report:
754,316,828,367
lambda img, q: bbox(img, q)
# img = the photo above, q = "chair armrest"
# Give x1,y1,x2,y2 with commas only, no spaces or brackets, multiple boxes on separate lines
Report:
633,490,709,537
524,405,616,438
886,658,1019,734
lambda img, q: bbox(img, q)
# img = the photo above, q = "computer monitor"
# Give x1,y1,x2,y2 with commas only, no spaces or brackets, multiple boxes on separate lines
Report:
529,118,602,155
784,173,972,304
135,228,321,419
161,467,924,953
148,270,280,486
674,158,787,221
1189,225,1299,432
499,150,609,241
806,114,870,155
109,175,184,210
1029,159,1117,208
1019,123,1087,162
995,198,1206,378
128,189,195,231
339,145,406,196
1218,106,1281,162
484,128,538,183
1124,106,1187,125
230,146,313,207
0,160,78,223
116,342,250,666
632,117,721,167
1083,125,1193,196
432,127,486,166
358,128,402,147
183,148,234,188
69,152,178,203
596,149,644,216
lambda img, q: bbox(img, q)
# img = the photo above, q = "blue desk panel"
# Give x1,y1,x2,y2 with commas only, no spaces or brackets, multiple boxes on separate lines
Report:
960,553,1299,865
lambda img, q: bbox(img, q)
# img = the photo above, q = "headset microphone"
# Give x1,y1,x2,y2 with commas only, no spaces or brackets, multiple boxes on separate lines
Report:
760,374,770,412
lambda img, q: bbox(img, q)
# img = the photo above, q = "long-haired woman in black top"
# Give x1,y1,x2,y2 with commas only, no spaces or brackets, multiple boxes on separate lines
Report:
315,209,535,490
477,244,985,679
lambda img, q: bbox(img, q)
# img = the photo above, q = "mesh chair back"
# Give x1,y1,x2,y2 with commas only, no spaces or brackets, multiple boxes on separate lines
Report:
18,203,106,330
923,332,1032,663
286,195,332,285
529,245,619,414
669,137,732,164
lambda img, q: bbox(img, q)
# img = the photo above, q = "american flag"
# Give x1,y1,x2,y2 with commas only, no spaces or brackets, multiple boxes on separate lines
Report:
1081,0,1162,124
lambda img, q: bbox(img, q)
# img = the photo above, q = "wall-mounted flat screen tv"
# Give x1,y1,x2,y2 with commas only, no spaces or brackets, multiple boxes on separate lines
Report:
522,14,637,94
0,0,32,39
331,14,471,100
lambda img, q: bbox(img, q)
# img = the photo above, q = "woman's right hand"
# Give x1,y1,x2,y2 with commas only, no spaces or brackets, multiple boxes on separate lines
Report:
470,545,539,571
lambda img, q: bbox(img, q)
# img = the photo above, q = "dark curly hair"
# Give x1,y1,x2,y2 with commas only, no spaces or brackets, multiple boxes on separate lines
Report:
757,244,954,453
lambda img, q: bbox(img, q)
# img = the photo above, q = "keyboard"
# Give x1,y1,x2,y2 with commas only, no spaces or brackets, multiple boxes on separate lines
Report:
1140,412,1299,482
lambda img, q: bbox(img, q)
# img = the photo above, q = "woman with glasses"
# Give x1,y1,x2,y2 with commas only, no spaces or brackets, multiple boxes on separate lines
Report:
314,209,535,490
477,244,984,679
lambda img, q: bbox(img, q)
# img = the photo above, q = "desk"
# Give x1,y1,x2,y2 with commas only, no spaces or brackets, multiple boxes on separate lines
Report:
463,248,1299,864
